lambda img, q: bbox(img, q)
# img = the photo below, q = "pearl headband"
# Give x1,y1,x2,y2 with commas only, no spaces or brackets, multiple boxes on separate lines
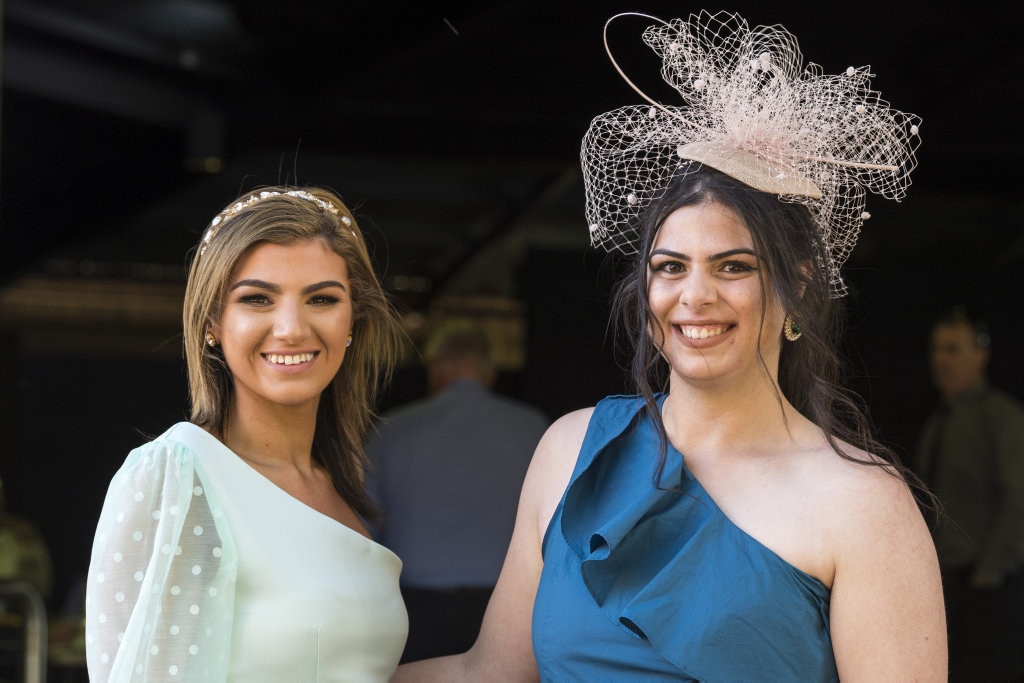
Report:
199,190,351,256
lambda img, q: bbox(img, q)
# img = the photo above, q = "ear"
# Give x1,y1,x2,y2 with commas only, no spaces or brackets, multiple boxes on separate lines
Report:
797,260,814,299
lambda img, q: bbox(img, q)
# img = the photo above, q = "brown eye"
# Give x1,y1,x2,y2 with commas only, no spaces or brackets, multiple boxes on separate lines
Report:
652,260,684,275
721,261,755,275
238,293,272,305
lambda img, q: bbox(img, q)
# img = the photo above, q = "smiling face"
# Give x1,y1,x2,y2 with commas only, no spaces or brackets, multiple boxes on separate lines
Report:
647,201,785,387
213,238,353,414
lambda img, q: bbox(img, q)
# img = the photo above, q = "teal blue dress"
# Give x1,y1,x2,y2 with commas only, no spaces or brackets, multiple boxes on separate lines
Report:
532,395,838,681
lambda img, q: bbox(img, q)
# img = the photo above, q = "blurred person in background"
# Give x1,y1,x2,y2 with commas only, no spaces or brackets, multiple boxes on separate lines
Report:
916,305,1024,681
366,320,548,662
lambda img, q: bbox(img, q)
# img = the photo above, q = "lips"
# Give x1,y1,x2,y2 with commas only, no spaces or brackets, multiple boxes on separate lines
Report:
264,352,316,365
677,324,730,340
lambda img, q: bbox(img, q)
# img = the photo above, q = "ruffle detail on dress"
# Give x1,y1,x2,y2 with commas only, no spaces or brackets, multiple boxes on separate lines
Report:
559,395,838,680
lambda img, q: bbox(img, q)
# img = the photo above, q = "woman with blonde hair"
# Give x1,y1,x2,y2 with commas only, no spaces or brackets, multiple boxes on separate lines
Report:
86,186,408,681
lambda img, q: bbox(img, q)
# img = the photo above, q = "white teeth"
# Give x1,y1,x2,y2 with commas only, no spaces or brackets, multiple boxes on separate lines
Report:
679,325,728,340
266,352,315,365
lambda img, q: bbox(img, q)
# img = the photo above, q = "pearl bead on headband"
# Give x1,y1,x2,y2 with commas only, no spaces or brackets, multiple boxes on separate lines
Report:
581,11,922,297
199,190,352,256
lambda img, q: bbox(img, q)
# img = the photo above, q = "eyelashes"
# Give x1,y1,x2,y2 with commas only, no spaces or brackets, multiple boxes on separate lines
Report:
648,259,758,277
234,293,343,306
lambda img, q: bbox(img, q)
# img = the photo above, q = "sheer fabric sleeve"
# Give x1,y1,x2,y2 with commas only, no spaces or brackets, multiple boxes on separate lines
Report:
85,437,238,682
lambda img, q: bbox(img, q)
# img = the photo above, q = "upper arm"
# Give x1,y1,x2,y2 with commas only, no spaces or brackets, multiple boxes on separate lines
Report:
393,408,592,682
86,443,237,682
828,470,947,681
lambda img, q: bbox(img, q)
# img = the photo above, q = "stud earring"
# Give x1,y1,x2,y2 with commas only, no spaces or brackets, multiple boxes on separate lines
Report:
346,335,353,348
205,332,219,348
783,315,802,342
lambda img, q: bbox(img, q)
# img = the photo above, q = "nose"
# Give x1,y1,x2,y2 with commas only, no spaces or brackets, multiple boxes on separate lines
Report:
679,269,717,308
273,298,310,342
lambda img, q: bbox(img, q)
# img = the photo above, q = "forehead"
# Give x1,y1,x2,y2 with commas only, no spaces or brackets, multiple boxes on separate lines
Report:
931,321,976,347
652,202,752,251
231,238,348,280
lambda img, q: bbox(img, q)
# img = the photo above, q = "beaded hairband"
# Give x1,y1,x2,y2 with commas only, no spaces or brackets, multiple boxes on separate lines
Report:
199,190,352,256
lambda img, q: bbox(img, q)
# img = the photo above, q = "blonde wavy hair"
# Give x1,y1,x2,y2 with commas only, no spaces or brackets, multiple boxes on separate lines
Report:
182,185,404,519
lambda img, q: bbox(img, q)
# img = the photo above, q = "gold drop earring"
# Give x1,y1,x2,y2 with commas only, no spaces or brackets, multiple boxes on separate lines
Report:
783,315,802,342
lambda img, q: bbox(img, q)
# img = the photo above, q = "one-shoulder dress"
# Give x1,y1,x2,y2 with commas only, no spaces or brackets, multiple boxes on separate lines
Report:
532,395,839,681
85,422,407,682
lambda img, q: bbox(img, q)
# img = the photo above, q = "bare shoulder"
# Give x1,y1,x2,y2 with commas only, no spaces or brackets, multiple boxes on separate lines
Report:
529,407,593,473
539,407,594,450
805,440,937,585
809,443,922,535
742,434,928,587
519,407,595,537
816,444,947,679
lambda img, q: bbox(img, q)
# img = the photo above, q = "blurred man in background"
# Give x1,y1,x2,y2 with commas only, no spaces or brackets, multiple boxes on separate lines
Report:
366,320,549,662
915,306,1024,681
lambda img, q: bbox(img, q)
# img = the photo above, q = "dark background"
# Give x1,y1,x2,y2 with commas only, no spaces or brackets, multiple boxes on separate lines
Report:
1,0,1023,614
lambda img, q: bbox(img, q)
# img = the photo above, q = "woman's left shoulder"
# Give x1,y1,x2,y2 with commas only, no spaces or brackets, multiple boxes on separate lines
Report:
814,444,946,680
810,443,926,540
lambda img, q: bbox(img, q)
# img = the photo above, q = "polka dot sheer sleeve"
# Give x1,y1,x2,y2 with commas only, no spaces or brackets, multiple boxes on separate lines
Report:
86,439,238,681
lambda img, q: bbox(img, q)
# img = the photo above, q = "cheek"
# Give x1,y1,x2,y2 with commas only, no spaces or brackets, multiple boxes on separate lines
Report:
646,281,675,312
322,308,355,345
755,287,784,322
339,304,355,330
644,312,670,348
220,315,261,343
765,304,786,331
218,314,272,362
645,286,669,320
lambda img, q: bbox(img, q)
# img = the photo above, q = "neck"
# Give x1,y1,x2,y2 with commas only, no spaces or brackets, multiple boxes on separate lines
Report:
942,377,984,404
661,372,811,457
222,397,319,473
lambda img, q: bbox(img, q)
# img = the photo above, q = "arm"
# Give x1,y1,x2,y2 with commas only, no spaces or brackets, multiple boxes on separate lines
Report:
392,408,592,682
972,399,1024,586
85,440,237,682
829,469,947,681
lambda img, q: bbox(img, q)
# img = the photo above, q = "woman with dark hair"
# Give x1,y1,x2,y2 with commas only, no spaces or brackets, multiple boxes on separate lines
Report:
396,11,945,681
85,187,408,681
616,166,876,483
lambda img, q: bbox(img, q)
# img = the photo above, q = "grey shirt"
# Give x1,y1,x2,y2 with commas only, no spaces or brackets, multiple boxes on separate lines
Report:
366,378,549,588
916,380,1024,577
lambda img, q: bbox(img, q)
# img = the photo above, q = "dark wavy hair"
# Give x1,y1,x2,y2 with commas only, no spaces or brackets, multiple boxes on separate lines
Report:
610,166,927,499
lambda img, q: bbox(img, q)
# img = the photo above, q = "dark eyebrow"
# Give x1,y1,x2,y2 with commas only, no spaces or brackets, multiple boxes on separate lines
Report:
648,247,757,262
302,280,347,294
229,279,347,293
230,278,278,293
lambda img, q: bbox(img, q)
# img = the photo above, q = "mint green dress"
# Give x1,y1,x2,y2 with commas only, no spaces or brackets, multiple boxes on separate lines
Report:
85,422,407,682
